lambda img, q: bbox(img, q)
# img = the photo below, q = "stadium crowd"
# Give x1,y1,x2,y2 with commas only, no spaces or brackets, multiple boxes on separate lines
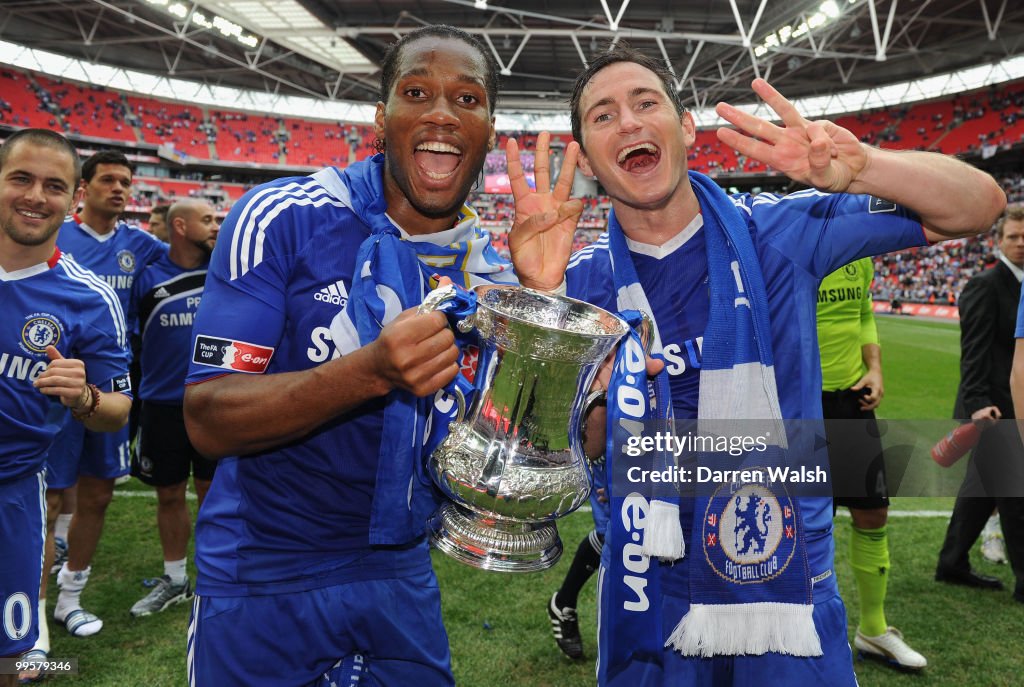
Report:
479,169,1024,306
2,28,1024,687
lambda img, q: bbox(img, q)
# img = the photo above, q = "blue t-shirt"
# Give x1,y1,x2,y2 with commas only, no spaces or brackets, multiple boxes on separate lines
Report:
0,250,130,483
185,165,505,596
57,215,166,333
129,252,207,403
567,189,926,599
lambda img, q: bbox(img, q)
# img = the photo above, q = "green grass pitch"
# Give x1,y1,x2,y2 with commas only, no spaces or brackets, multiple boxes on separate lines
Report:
42,315,1024,685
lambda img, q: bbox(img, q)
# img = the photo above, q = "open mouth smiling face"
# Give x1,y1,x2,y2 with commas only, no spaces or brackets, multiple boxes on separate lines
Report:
414,140,463,182
376,35,494,230
617,142,661,173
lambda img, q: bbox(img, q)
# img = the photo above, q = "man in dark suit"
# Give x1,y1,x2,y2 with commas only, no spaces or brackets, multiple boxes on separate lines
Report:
937,205,1024,602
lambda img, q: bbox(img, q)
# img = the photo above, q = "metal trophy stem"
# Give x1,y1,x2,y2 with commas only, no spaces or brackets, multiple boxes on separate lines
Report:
424,285,627,572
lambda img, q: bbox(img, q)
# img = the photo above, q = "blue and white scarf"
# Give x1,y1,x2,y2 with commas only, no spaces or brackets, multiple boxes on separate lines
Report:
325,155,516,546
604,171,820,671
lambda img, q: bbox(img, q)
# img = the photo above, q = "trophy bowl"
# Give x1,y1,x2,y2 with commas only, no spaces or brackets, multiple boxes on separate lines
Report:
424,285,627,572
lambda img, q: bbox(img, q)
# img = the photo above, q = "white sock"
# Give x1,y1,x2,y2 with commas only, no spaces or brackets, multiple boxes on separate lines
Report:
32,598,50,654
164,558,187,585
54,564,90,620
55,514,72,542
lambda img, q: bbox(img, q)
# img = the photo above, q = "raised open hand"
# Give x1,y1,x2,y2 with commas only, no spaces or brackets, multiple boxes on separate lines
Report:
506,131,583,291
716,79,867,193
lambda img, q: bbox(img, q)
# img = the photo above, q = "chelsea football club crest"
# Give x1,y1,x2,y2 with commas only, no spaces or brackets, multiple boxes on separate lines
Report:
116,249,137,273
702,480,797,584
21,314,62,354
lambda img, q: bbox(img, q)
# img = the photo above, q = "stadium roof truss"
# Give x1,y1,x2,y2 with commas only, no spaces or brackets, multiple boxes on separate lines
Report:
0,0,1021,126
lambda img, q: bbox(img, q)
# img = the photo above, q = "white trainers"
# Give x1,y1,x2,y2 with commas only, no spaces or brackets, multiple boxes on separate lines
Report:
855,626,927,670
982,516,1008,564
130,575,193,617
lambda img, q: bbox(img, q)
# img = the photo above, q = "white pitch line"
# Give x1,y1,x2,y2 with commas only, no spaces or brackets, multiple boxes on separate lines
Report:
838,509,951,518
113,491,952,517
115,489,196,501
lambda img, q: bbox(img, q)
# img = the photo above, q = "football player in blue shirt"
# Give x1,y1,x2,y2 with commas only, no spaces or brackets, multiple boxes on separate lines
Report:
0,129,130,683
509,46,1005,686
127,199,219,618
49,150,164,638
182,25,577,686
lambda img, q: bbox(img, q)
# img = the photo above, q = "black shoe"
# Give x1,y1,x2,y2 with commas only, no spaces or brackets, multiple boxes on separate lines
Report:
935,568,1004,590
548,592,584,660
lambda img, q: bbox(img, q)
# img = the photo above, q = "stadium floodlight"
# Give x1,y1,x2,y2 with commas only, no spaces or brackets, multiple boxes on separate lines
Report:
197,1,375,73
145,1,293,55
752,0,854,59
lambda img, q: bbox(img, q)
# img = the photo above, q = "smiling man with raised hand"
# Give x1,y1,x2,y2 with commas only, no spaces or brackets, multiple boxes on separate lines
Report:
512,45,1005,686
180,25,581,687
0,129,131,685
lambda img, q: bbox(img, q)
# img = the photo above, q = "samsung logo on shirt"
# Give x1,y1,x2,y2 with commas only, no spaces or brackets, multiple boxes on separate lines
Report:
817,286,863,303
102,274,134,290
0,352,48,382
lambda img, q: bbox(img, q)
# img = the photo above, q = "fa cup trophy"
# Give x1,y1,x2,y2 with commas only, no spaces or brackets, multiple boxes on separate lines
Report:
421,284,627,572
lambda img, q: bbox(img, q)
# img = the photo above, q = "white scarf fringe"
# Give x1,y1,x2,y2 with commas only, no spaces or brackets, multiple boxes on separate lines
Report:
665,602,822,657
641,499,685,561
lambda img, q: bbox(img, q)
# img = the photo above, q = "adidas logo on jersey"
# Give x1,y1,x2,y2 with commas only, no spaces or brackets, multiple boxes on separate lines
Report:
153,286,171,299
314,280,349,307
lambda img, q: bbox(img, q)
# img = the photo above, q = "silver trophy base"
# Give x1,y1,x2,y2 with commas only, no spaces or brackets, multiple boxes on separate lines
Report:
428,502,563,573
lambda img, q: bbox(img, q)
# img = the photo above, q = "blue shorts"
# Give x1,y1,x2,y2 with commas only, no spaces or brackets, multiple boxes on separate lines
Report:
0,471,45,657
187,568,454,687
595,560,855,687
45,415,130,489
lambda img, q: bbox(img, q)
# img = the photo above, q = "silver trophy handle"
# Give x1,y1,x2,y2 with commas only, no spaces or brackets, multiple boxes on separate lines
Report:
420,283,472,423
578,311,655,463
449,386,467,424
637,311,655,356
418,283,458,315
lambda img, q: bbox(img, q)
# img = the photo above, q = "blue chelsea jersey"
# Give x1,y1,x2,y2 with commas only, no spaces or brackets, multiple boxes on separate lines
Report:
0,251,131,483
185,170,488,596
566,189,927,599
130,251,207,403
57,215,166,332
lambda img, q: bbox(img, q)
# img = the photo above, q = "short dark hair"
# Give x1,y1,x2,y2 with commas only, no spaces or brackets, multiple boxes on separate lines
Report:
569,44,685,148
82,149,134,182
996,205,1024,239
378,25,499,116
0,128,81,185
149,204,170,218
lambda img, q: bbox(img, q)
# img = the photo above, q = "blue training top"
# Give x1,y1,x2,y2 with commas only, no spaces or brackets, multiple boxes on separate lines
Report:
129,251,207,404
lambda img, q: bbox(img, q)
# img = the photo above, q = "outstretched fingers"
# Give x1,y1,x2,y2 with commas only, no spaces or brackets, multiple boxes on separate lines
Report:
716,125,774,165
750,78,807,129
715,101,780,143
534,131,551,193
553,141,580,202
505,137,532,202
